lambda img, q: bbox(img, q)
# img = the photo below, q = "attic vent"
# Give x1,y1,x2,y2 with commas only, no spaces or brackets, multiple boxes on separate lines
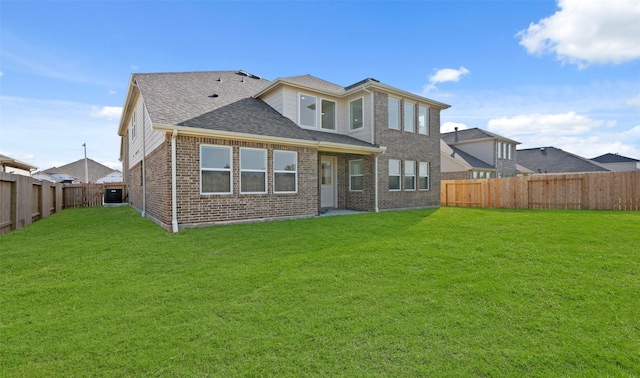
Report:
208,93,219,98
236,70,262,80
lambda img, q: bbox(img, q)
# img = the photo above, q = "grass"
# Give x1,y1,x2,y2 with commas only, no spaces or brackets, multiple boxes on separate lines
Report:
1,206,639,377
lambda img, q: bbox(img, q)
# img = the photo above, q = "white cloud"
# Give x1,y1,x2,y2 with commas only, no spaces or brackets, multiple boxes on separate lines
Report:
109,90,116,95
517,0,640,67
488,112,604,137
90,106,123,120
441,122,469,133
423,67,470,93
0,71,4,77
627,95,640,107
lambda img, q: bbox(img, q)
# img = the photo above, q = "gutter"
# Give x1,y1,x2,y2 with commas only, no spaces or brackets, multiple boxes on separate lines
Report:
171,129,179,233
153,124,385,155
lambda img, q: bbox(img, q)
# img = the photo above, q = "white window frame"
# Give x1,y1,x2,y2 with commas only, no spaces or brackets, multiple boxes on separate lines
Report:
274,150,298,194
349,160,364,191
298,93,317,128
131,110,137,140
418,105,429,135
404,160,416,190
240,147,267,194
321,99,336,131
497,142,503,159
388,97,400,130
419,162,429,191
507,144,512,160
403,101,415,133
389,159,401,191
349,97,364,130
200,145,232,195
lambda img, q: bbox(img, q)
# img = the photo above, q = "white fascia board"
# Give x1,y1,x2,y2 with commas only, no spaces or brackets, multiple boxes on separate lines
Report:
357,83,451,110
153,124,385,155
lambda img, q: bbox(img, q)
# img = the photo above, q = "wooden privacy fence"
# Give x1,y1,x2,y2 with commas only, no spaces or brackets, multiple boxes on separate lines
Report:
0,172,126,235
441,171,640,210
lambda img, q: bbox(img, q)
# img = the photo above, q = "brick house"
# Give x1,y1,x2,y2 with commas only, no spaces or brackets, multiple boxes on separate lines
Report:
441,127,522,179
117,70,450,231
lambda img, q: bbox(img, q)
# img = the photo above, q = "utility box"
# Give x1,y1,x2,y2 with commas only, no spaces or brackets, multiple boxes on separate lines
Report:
104,188,123,204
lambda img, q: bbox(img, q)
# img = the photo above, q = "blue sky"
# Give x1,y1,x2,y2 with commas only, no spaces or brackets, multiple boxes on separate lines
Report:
1,0,639,171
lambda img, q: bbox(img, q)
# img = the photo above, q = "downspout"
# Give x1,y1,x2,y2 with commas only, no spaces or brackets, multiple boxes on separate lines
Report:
362,85,380,212
171,129,179,233
141,99,147,218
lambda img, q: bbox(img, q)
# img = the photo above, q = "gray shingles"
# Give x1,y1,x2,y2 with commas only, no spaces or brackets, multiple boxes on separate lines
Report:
441,127,519,144
517,147,609,173
449,146,495,169
591,153,639,164
136,70,378,149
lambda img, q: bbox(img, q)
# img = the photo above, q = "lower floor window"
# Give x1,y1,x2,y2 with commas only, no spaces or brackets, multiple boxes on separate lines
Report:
350,160,363,191
389,159,401,190
240,148,267,193
419,162,429,190
274,150,297,193
404,161,416,190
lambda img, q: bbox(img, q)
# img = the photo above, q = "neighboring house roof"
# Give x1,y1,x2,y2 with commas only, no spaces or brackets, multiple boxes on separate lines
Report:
517,147,610,173
41,158,119,183
440,140,495,170
591,153,640,164
281,74,347,94
129,70,383,152
0,153,38,172
516,164,535,174
441,127,520,145
96,171,123,183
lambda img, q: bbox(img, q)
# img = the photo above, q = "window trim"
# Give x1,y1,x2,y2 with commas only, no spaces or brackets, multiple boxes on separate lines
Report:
403,101,415,133
349,97,364,130
239,147,267,194
298,93,317,128
200,145,232,195
388,159,401,191
419,162,430,191
349,159,364,192
418,105,429,135
388,97,401,130
273,150,298,194
131,110,137,140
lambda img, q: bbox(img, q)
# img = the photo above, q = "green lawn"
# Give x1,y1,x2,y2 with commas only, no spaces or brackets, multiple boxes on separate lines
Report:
1,206,639,377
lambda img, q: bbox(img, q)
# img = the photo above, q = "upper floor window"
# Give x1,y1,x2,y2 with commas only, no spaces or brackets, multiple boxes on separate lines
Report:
403,101,415,132
388,98,400,130
389,159,401,190
201,145,232,194
349,160,364,191
240,148,267,194
497,142,513,160
350,98,363,130
131,110,137,140
299,94,317,128
321,100,336,130
418,106,429,135
274,150,297,193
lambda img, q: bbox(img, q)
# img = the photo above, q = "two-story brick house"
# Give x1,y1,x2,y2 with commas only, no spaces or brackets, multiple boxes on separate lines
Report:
441,127,521,179
117,70,449,231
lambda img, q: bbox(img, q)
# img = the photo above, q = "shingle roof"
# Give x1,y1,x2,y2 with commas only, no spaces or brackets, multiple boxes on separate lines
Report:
591,153,640,164
42,158,118,183
441,127,520,144
517,147,609,174
281,74,346,94
136,71,379,150
448,145,495,170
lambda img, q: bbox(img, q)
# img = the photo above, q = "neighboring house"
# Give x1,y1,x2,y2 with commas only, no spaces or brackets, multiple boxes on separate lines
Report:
591,153,640,171
35,158,121,183
517,147,610,174
117,70,450,231
440,127,520,179
0,153,38,176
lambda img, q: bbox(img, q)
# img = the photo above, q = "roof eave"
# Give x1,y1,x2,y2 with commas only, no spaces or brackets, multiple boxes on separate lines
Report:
153,124,385,155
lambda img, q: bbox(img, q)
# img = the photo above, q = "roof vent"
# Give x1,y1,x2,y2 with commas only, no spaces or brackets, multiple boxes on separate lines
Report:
454,127,459,142
216,77,222,82
208,93,219,98
237,70,262,80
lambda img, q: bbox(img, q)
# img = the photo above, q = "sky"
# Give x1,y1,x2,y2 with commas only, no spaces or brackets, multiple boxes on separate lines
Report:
1,0,639,172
